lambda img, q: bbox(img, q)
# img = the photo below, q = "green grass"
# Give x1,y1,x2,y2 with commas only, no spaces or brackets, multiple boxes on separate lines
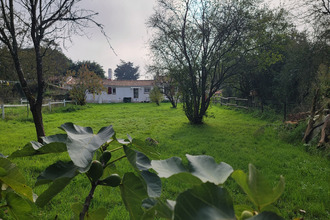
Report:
0,103,329,219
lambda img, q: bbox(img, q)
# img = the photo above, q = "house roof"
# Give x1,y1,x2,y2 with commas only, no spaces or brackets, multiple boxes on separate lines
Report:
103,80,154,87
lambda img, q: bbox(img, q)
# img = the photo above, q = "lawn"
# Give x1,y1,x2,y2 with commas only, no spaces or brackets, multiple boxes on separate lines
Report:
0,103,329,219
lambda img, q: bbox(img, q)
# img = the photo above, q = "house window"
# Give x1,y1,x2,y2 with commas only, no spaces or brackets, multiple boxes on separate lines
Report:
107,87,112,94
144,87,151,93
133,88,139,98
113,88,116,95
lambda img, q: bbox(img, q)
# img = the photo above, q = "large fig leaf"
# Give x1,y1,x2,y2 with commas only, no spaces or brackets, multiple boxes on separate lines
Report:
86,208,108,220
124,146,151,171
60,123,115,171
142,198,174,219
231,164,285,210
124,146,161,197
9,134,67,158
0,167,7,176
186,154,233,184
151,157,187,178
120,172,148,220
0,158,33,201
168,172,203,185
140,170,162,198
35,161,79,207
174,182,236,220
6,192,34,220
151,155,233,185
130,139,160,159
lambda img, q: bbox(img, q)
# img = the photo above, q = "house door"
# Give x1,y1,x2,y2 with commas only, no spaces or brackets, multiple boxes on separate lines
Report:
133,88,139,99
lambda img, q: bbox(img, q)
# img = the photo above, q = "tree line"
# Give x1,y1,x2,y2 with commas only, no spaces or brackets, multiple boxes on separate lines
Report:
149,0,329,124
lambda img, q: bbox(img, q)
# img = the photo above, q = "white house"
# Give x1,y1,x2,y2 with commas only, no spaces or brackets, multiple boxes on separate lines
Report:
86,80,155,103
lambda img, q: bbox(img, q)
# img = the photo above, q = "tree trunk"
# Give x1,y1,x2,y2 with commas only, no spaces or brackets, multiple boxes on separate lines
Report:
30,102,45,143
318,114,330,148
168,96,177,108
34,44,46,142
302,88,320,143
10,49,45,142
283,101,287,121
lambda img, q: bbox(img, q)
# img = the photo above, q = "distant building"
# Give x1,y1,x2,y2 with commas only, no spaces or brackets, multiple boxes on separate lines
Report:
85,80,155,103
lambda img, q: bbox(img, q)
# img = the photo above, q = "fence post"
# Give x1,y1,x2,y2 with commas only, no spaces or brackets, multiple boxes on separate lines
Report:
1,104,4,119
63,99,66,107
49,101,51,112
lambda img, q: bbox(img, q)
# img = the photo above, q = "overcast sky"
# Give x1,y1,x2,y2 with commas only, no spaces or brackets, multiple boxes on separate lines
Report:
63,0,288,79
62,0,157,79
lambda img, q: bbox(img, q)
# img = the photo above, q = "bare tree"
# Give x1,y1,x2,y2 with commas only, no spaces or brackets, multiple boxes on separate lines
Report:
150,66,180,108
149,0,262,124
0,0,104,142
282,0,329,42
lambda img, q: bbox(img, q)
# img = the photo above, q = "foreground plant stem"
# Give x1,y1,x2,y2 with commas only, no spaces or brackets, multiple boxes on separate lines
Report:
79,182,98,220
108,155,126,166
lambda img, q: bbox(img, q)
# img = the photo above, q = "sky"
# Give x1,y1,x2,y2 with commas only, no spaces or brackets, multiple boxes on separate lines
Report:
62,0,288,80
62,0,157,79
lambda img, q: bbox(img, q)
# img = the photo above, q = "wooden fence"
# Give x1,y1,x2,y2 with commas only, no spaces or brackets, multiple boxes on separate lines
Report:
212,96,249,109
0,99,73,119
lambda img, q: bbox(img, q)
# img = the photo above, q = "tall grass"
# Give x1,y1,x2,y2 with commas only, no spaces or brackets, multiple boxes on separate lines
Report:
0,103,328,219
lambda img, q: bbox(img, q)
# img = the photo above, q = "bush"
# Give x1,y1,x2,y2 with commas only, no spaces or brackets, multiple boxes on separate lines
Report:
149,86,164,105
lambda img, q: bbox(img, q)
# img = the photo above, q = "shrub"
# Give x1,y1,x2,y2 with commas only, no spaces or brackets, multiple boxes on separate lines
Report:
149,86,164,106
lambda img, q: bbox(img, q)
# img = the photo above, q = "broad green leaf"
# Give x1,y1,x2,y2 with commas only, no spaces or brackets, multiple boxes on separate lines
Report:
174,182,235,220
234,204,254,219
61,123,115,171
35,161,79,207
120,172,148,220
123,146,161,197
124,146,151,171
151,157,187,178
42,133,67,144
35,177,73,207
168,172,203,185
151,155,232,185
249,211,285,220
115,138,131,145
6,192,33,220
86,208,108,220
35,161,79,186
9,134,67,158
142,198,173,219
0,158,33,201
186,154,233,184
131,139,160,159
0,167,7,176
141,170,162,198
231,164,285,210
71,203,83,219
9,142,39,158
127,134,133,143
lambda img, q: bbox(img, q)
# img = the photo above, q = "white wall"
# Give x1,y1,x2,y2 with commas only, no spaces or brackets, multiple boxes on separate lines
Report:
86,86,152,103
